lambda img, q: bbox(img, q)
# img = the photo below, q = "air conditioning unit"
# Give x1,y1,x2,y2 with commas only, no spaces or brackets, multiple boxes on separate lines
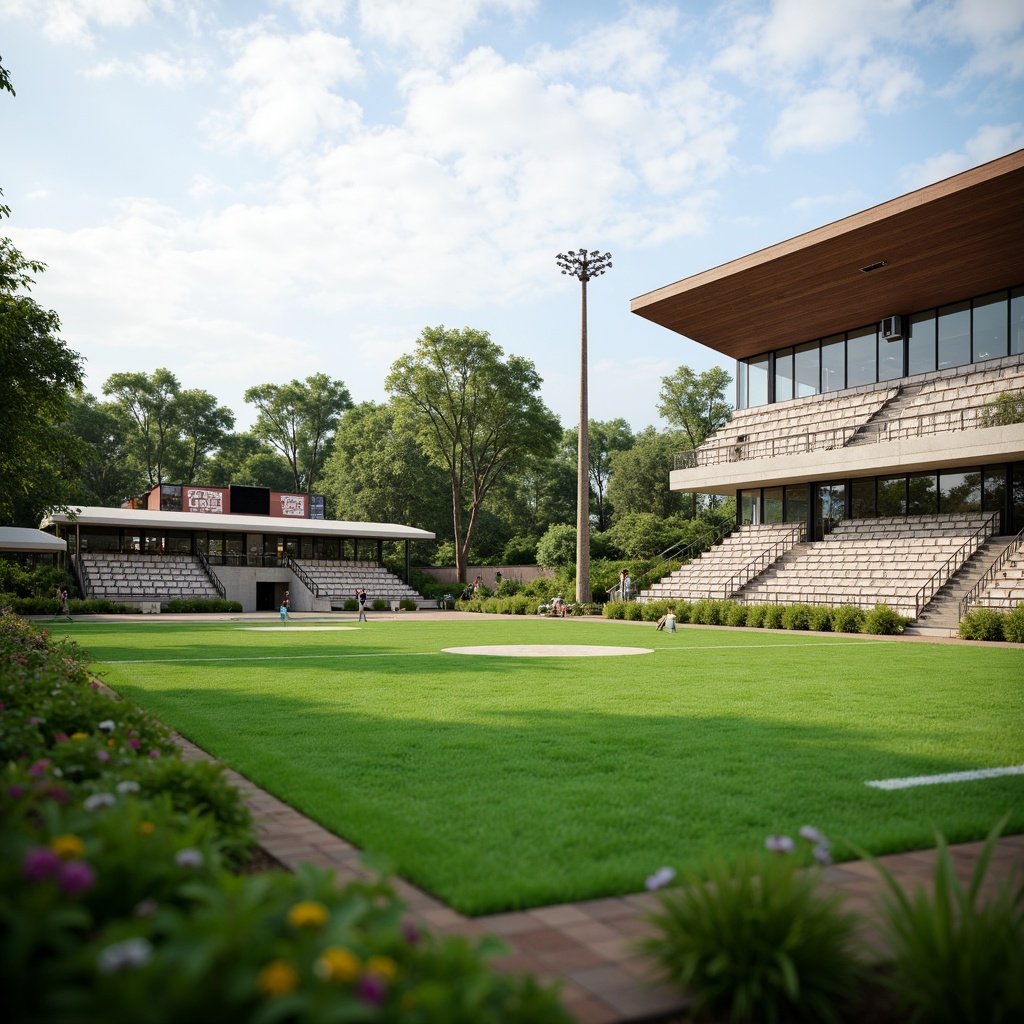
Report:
880,315,903,340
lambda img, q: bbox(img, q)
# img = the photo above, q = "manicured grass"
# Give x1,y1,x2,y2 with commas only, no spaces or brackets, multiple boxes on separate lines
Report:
59,617,1023,915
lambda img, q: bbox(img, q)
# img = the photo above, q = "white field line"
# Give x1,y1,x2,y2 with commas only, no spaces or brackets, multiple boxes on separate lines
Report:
866,765,1024,790
101,639,884,666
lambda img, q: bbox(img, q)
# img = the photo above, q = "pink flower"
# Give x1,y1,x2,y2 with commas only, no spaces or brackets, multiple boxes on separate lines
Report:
8,785,24,799
59,860,96,894
128,739,141,750
402,918,421,945
54,733,68,744
23,847,61,883
90,682,99,689
148,749,160,759
28,759,51,777
46,786,68,804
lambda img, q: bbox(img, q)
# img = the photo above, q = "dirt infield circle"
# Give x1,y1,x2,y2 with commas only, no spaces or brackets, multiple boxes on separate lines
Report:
443,645,653,657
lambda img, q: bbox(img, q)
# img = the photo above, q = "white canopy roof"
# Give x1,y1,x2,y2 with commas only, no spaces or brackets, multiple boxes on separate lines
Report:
0,527,68,553
40,506,435,542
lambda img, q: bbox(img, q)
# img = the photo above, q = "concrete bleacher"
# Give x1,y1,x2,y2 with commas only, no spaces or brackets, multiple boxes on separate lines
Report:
294,559,426,608
80,553,220,603
641,523,805,602
969,548,1024,612
736,513,996,616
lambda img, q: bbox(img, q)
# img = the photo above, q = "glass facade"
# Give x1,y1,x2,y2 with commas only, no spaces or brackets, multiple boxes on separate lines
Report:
736,283,1022,408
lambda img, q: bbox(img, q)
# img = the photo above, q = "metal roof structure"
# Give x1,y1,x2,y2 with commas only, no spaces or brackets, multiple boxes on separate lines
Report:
630,149,1024,359
0,528,68,553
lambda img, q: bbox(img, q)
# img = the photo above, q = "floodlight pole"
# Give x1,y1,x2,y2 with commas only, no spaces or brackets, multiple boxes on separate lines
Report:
556,248,612,605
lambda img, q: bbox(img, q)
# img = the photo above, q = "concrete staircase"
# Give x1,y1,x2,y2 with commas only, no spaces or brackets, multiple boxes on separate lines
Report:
846,383,918,445
907,535,1017,636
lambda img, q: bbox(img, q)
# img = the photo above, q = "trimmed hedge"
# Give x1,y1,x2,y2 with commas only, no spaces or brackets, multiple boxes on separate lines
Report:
959,604,1024,642
165,599,243,614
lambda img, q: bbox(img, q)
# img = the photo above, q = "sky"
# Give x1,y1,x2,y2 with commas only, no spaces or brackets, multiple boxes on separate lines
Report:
2,0,1023,436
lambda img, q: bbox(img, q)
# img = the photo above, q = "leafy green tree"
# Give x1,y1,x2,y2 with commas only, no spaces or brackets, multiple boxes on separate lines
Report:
102,368,185,487
386,326,561,583
63,394,145,506
176,389,235,484
194,432,287,490
657,365,733,450
562,419,633,530
0,238,85,524
605,511,683,560
536,523,577,569
245,373,352,494
606,426,689,520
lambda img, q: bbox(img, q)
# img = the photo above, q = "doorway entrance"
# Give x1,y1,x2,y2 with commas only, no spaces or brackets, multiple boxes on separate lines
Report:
256,581,277,611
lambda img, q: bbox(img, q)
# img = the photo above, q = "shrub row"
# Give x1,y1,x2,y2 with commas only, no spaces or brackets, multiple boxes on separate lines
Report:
165,599,244,613
0,611,571,1023
601,599,911,634
958,604,1024,642
1,596,141,616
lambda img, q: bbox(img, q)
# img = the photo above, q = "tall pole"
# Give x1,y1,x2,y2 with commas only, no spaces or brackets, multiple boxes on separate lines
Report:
556,248,612,605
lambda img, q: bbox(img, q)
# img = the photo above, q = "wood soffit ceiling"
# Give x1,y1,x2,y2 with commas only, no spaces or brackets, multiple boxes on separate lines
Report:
630,149,1024,361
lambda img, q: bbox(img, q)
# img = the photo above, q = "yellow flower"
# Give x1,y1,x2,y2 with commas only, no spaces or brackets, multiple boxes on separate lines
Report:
287,901,329,929
50,834,85,859
107,739,115,747
314,946,361,983
365,956,398,980
70,732,89,741
138,822,156,836
257,959,299,999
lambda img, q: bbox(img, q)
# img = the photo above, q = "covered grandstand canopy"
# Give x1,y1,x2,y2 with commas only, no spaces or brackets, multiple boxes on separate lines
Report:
39,507,435,541
0,528,68,553
631,149,1024,359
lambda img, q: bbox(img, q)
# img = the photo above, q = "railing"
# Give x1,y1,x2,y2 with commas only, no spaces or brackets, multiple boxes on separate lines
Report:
195,548,227,600
283,555,322,598
958,525,1024,621
71,553,90,599
610,522,735,601
721,523,805,598
914,512,999,619
674,394,1015,471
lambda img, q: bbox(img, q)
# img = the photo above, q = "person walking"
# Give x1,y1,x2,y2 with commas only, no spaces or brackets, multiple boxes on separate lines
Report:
279,591,290,622
57,586,72,622
356,587,368,622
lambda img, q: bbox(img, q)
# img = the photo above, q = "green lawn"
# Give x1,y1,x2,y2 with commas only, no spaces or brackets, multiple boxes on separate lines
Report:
60,617,1024,915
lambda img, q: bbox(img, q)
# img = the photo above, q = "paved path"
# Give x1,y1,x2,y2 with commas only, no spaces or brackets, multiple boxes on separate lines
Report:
175,733,1024,1024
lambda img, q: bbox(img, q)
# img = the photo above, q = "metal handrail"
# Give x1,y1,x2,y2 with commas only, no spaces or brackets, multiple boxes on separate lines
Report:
721,523,805,598
195,547,227,600
614,521,735,600
284,555,322,598
914,512,999,619
958,526,1024,620
72,553,91,599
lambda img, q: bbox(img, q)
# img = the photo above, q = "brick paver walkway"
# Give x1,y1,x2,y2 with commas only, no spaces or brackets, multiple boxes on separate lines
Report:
176,733,1024,1024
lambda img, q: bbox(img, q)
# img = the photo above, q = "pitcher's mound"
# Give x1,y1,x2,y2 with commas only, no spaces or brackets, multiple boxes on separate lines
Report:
443,645,652,657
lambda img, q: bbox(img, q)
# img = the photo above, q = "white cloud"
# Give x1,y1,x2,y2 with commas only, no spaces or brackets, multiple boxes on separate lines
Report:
901,122,1024,187
27,187,50,200
357,0,536,62
1,0,167,47
274,0,350,27
211,28,364,152
769,87,866,154
85,50,208,85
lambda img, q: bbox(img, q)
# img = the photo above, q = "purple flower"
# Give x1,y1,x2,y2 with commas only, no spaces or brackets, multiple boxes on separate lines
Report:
148,749,160,759
28,759,51,777
799,825,827,845
54,733,68,744
357,973,387,1005
128,739,141,750
96,750,110,763
812,844,833,866
23,847,61,883
8,785,24,799
46,786,68,804
174,849,203,869
765,834,796,854
645,866,677,891
59,860,96,894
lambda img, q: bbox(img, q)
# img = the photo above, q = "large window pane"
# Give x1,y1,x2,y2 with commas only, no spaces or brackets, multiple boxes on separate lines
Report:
764,487,784,524
851,478,875,518
983,465,1006,514
846,326,877,387
972,291,1007,362
938,300,971,370
774,348,794,402
747,356,769,408
1011,286,1024,356
794,342,819,397
737,359,748,410
785,484,809,526
939,471,981,513
821,334,845,392
878,334,903,381
740,489,760,525
908,473,938,515
877,476,907,516
908,310,936,375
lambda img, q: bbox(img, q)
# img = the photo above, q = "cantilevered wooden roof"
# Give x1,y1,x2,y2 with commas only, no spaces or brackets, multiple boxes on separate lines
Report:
631,149,1024,360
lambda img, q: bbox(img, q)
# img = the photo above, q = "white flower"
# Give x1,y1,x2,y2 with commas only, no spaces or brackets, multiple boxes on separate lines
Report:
84,792,116,811
98,719,116,732
799,825,827,845
765,834,796,854
174,848,203,868
116,780,141,794
645,866,677,891
98,937,153,973
812,844,833,866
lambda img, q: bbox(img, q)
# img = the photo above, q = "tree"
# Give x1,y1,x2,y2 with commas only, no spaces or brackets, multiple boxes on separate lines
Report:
102,368,184,487
606,426,689,520
386,326,562,583
245,374,352,494
536,523,577,569
176,389,235,484
0,238,85,523
63,394,146,507
562,418,634,530
657,365,733,450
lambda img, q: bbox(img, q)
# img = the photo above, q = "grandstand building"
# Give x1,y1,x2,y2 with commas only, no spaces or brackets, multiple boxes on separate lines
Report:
630,149,1024,629
41,482,434,613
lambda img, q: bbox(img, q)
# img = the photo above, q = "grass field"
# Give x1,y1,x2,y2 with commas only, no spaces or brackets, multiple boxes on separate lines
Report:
60,616,1023,915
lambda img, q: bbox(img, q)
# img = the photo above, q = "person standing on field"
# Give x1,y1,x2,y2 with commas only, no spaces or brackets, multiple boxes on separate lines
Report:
356,587,368,622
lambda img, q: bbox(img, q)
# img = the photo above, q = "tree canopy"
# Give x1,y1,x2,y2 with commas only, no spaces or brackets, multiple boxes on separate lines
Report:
657,365,733,450
386,325,561,582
